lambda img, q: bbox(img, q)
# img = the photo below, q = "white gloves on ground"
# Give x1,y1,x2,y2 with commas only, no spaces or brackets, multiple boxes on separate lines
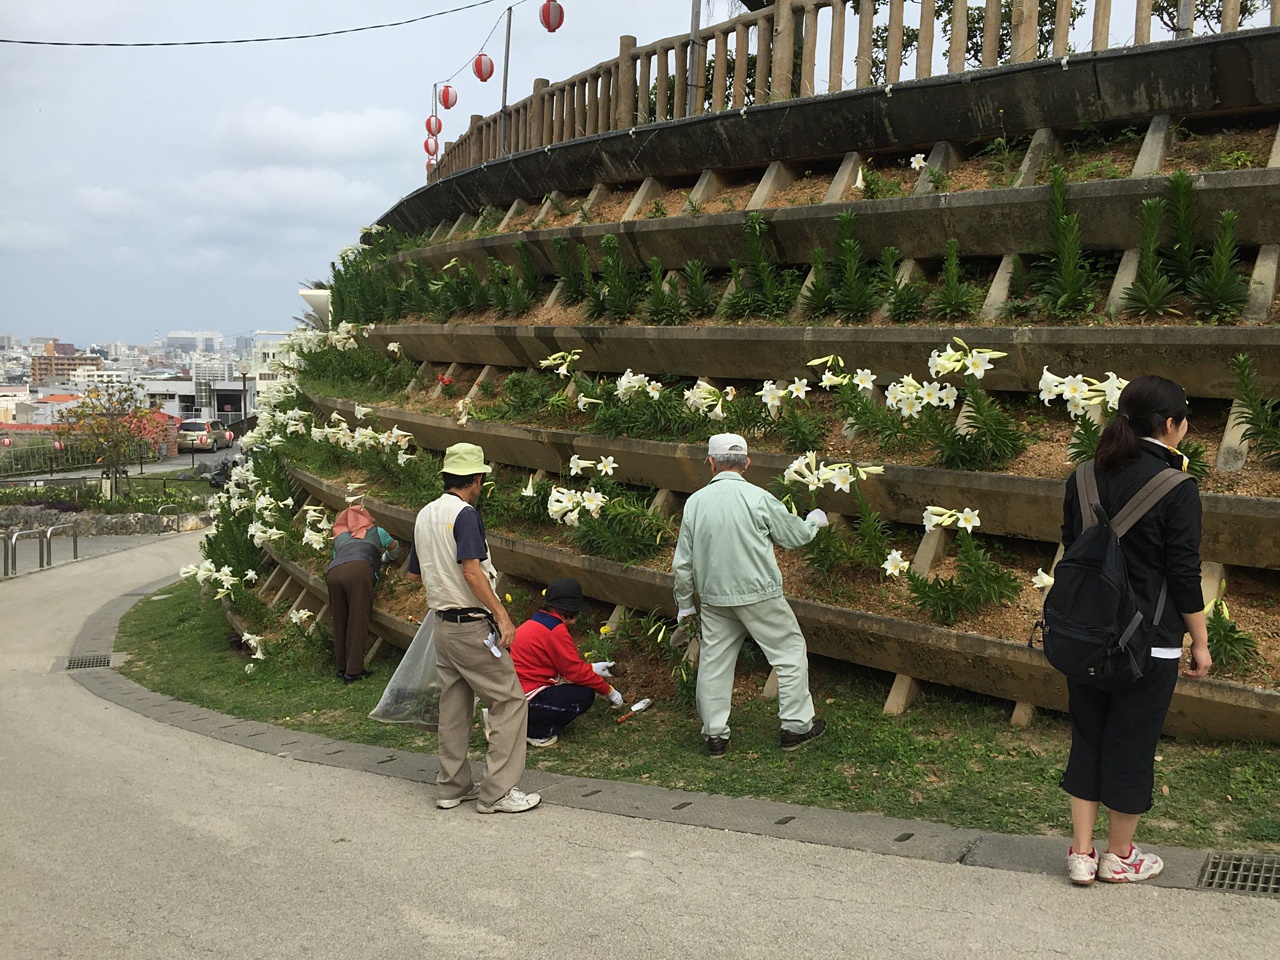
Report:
606,687,625,708
806,508,829,528
676,606,696,623
591,661,615,678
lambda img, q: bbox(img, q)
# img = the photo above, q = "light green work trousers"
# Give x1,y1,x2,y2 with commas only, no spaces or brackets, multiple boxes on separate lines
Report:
696,597,816,739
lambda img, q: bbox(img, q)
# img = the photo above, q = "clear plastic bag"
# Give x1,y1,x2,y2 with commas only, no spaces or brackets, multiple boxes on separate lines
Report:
368,609,441,730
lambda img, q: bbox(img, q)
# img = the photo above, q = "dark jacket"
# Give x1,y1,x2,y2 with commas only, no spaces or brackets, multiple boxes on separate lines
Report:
1062,442,1203,645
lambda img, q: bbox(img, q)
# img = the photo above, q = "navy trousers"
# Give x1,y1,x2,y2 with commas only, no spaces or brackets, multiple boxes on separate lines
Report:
526,684,596,739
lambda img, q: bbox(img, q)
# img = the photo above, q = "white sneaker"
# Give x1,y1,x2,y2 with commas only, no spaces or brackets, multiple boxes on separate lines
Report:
1067,847,1098,886
527,734,558,747
1098,844,1164,883
435,783,480,810
476,787,542,814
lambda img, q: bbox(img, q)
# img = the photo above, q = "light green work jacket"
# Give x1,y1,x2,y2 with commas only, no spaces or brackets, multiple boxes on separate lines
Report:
672,470,819,608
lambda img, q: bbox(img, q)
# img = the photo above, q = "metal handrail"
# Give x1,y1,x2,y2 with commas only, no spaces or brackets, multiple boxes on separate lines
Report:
44,523,79,567
10,529,45,574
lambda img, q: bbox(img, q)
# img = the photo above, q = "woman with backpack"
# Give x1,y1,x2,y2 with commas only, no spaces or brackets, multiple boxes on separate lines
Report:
1058,375,1212,886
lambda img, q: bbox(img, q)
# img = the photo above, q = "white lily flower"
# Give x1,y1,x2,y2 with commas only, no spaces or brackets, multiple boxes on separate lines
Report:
386,342,401,356
919,381,942,406
939,384,959,409
1033,568,1055,590
956,508,981,532
910,153,927,171
302,528,328,551
179,563,199,579
853,368,876,391
290,609,314,625
577,394,603,412
963,353,994,379
1059,374,1088,400
825,464,853,494
788,377,811,400
562,507,581,528
580,488,608,517
1066,395,1087,419
569,455,595,476
723,386,737,401
708,399,726,421
521,475,537,497
820,369,850,389
1101,372,1127,411
882,549,908,577
596,456,617,477
856,464,885,480
899,395,923,419
354,403,373,420
645,380,663,399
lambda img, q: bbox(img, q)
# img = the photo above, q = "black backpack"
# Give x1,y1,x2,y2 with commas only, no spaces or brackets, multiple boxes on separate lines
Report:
1031,460,1191,691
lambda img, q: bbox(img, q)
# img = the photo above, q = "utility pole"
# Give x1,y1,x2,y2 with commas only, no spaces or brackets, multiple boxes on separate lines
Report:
687,0,702,117
499,5,513,155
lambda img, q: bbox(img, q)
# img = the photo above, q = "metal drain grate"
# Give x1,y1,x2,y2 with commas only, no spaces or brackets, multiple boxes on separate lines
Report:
1198,853,1280,896
66,654,112,670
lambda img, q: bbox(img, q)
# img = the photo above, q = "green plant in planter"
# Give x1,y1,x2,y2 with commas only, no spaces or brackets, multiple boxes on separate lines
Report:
877,246,928,324
800,247,832,316
836,380,909,451
1186,209,1249,324
1178,438,1210,481
1067,411,1104,464
553,237,590,305
924,385,1028,471
1232,353,1280,466
779,453,889,580
1038,165,1096,319
1205,599,1259,670
644,258,688,326
886,507,1020,627
1164,169,1202,289
928,239,983,322
1120,197,1181,319
720,211,801,322
681,260,718,318
584,234,646,322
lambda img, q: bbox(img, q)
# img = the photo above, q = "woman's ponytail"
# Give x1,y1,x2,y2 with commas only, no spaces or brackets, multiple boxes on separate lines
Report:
1094,375,1188,472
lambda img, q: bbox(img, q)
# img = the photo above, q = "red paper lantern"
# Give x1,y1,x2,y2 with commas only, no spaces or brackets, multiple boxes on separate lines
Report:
539,1,565,33
198,434,208,446
53,440,64,452
1,437,11,447
425,114,443,137
473,53,494,82
424,136,439,156
439,85,458,110
225,430,235,443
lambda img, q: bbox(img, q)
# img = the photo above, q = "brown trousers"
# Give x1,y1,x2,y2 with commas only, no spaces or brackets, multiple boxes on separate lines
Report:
327,561,375,677
434,618,528,806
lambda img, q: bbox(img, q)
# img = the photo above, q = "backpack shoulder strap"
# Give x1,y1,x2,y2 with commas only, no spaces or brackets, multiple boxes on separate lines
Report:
1076,461,1101,530
1111,468,1193,538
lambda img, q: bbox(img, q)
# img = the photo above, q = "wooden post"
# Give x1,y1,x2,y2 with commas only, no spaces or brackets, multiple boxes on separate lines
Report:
675,40,689,117
982,0,1002,67
916,0,936,80
1222,0,1240,32
1135,0,1153,44
586,73,600,136
886,0,905,83
656,47,672,121
638,50,652,124
949,0,969,72
692,26,709,116
530,79,548,148
856,0,875,87
1092,0,1113,51
755,15,774,103
772,3,794,100
711,30,729,112
617,36,637,129
800,5,820,97
829,0,847,92
733,25,750,107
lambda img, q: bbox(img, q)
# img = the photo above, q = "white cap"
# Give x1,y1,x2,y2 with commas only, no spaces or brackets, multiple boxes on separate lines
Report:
707,433,748,457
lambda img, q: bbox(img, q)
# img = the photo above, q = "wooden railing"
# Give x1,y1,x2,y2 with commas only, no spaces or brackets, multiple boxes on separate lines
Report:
434,0,1279,180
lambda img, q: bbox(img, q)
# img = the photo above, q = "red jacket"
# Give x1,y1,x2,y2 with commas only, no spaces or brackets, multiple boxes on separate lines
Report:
510,610,612,697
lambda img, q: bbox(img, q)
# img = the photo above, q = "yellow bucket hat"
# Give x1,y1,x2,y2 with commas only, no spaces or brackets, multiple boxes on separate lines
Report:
441,442,491,475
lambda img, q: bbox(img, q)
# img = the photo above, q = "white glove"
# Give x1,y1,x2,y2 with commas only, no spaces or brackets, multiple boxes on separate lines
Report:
676,606,696,623
806,508,829,528
591,661,615,678
606,687,625,708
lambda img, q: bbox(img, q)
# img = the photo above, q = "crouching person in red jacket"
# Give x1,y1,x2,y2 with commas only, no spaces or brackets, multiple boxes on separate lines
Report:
510,578,624,747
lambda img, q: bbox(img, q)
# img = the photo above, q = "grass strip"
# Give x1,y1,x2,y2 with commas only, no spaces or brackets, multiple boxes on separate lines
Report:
116,578,1280,851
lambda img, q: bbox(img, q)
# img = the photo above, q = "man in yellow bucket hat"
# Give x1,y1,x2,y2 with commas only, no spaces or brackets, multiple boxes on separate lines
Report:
414,442,540,814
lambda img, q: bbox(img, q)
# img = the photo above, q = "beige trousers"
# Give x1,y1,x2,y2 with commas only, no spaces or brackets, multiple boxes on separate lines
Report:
433,617,528,806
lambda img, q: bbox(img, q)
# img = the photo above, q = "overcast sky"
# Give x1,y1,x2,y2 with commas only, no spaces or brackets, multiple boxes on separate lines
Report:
0,1,1258,351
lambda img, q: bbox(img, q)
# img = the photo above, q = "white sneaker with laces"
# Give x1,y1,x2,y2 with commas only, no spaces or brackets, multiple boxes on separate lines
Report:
526,734,558,747
1098,844,1164,883
436,784,481,810
476,787,542,814
1067,847,1098,886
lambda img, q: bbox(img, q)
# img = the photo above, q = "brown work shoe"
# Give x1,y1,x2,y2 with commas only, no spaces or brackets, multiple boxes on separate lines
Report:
780,718,826,751
706,736,729,759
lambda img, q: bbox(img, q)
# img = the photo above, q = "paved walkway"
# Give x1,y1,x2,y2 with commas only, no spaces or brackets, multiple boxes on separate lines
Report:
2,535,1276,959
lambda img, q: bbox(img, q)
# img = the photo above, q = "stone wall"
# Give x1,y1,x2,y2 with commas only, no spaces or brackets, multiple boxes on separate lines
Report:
0,505,212,536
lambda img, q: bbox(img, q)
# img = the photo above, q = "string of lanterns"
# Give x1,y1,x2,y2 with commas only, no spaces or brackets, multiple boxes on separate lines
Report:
423,1,565,174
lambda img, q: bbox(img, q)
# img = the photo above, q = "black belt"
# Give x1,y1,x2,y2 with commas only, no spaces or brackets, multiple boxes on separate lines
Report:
437,607,490,623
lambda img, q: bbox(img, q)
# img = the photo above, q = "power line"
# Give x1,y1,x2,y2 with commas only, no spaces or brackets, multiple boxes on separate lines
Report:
0,1,498,48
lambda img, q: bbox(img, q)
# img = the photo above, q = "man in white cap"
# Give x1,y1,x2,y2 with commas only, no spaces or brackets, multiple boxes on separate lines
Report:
672,433,828,759
415,442,540,814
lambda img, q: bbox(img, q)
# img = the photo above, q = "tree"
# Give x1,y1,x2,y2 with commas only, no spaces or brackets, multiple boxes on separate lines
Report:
56,382,168,497
1153,0,1259,34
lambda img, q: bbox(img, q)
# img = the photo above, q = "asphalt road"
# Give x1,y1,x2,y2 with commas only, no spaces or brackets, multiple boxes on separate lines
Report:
1,534,1277,959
